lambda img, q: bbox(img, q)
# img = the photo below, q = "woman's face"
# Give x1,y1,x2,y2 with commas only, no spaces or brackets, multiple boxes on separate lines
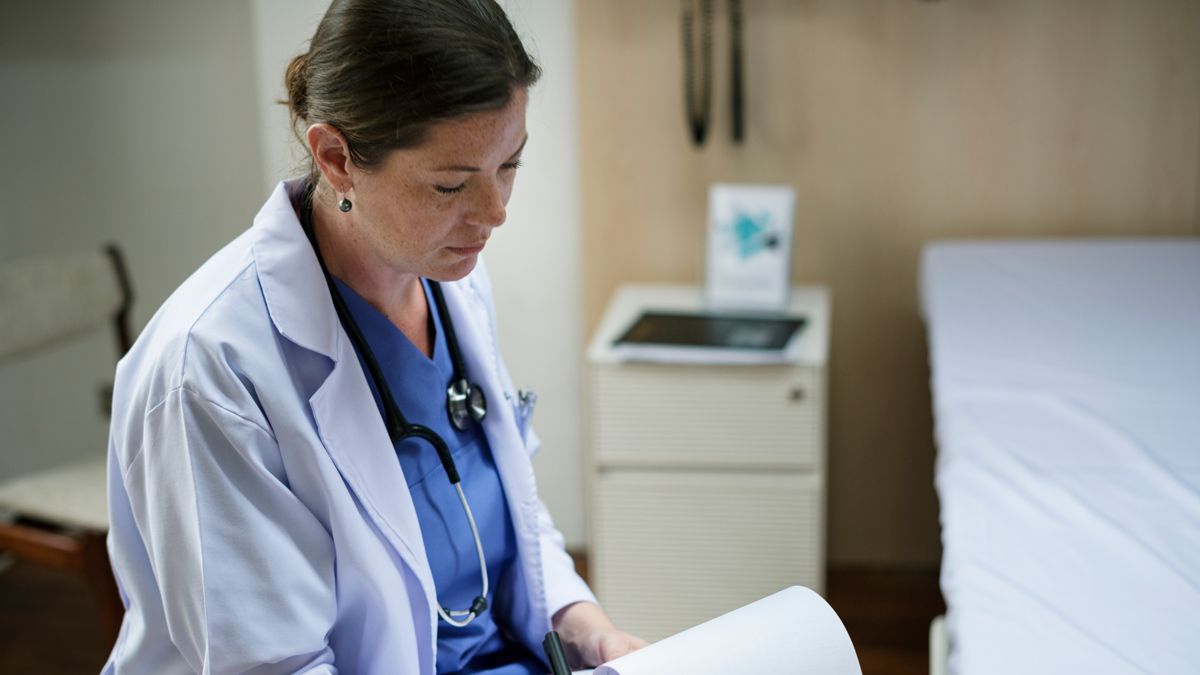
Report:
345,88,528,282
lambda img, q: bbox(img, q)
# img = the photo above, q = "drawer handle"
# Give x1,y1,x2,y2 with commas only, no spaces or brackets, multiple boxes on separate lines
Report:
789,386,806,402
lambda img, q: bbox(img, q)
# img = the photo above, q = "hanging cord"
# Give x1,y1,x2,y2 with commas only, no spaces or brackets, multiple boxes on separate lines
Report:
682,0,713,146
730,0,744,143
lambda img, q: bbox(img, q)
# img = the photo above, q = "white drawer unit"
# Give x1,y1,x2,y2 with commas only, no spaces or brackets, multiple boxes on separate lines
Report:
592,364,823,470
585,284,830,642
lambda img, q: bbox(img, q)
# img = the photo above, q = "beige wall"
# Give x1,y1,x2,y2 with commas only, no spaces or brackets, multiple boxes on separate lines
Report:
577,0,1200,565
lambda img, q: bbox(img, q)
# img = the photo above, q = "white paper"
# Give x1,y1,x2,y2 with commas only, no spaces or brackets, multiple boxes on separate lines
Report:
593,586,861,675
705,184,795,312
611,339,804,365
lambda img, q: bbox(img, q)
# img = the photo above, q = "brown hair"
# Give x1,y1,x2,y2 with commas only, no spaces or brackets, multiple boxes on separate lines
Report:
284,0,540,176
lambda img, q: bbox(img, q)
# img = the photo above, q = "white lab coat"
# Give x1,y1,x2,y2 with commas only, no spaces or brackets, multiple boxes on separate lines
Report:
103,180,596,674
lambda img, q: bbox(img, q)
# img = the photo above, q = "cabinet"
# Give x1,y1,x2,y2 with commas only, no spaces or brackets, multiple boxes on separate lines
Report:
585,284,830,641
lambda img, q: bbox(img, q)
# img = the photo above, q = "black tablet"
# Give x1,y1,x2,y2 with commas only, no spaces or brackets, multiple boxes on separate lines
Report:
614,311,806,351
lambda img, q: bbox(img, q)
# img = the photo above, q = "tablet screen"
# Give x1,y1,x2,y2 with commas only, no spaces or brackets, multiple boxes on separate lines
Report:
614,312,806,351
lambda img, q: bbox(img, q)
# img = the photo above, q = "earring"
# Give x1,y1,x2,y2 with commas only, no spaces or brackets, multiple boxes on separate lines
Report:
338,196,353,212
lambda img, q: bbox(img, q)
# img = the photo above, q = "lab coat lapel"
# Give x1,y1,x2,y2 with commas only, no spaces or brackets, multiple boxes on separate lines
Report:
309,348,434,587
252,180,437,610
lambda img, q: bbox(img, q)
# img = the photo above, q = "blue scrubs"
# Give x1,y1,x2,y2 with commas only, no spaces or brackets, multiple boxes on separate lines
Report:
333,277,543,675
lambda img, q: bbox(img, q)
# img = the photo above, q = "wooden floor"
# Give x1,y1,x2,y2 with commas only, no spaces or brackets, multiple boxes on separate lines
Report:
0,558,943,674
825,567,945,675
0,560,110,673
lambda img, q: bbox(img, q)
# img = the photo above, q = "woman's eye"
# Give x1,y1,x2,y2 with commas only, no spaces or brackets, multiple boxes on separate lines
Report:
435,183,467,195
502,159,523,171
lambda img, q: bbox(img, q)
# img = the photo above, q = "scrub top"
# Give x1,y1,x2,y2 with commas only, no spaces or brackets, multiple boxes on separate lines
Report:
333,277,543,675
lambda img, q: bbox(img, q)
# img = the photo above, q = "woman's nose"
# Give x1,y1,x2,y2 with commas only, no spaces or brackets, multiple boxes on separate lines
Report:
469,180,507,227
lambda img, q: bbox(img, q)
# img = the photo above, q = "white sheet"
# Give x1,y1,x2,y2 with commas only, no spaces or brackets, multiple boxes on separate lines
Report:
921,240,1200,675
592,586,860,675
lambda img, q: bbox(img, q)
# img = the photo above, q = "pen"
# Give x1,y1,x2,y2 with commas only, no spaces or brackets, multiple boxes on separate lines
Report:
543,630,571,675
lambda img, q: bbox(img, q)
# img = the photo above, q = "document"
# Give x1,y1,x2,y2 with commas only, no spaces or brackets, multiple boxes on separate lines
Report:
574,586,861,675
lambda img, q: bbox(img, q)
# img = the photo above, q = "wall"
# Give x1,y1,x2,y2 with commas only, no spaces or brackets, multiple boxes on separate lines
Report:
577,0,1200,565
491,0,588,547
250,0,331,194
4,0,1195,564
0,1,264,479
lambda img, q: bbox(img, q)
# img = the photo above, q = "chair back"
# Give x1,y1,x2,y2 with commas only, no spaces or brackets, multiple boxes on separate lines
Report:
0,244,134,365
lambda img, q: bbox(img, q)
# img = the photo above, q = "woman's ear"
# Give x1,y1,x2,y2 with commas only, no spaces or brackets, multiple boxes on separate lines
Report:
306,123,354,191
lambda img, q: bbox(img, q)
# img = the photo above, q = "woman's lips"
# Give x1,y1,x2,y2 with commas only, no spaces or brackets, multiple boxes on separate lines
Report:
448,243,486,255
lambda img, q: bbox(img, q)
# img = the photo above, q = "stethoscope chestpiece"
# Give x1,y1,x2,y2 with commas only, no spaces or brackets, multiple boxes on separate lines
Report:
447,378,487,431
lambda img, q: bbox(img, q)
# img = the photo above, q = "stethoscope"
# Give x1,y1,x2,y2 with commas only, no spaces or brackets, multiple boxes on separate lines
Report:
299,188,490,628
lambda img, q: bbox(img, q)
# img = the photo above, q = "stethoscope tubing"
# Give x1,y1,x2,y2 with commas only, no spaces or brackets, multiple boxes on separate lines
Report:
298,186,490,626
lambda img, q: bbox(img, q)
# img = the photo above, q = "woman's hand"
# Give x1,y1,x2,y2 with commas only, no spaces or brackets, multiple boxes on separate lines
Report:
552,601,649,668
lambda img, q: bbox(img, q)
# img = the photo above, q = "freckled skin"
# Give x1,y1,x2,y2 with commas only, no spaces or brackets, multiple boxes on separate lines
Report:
309,88,528,334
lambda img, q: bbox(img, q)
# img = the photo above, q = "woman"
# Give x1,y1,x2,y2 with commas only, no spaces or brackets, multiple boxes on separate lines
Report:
103,1,644,673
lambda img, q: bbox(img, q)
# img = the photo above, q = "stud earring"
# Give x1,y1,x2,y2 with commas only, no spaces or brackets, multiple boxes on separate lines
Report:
338,196,353,213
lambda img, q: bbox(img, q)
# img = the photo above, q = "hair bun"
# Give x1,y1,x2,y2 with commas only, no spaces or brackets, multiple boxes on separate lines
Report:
284,52,311,122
